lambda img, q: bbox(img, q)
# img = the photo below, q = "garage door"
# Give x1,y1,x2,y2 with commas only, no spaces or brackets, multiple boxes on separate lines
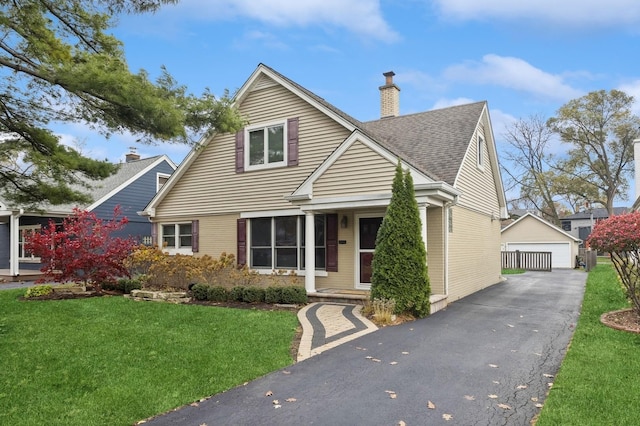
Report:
505,243,572,269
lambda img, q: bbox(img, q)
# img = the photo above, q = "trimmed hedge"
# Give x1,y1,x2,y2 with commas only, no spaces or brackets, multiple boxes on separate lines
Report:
191,284,305,304
102,278,142,294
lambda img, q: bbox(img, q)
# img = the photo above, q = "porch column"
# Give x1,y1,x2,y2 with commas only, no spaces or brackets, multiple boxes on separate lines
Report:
9,211,21,276
418,203,428,253
304,211,316,293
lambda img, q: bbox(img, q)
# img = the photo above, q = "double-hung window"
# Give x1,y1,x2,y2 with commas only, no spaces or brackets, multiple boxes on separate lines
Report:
19,225,40,261
161,223,192,250
250,215,326,270
246,121,286,170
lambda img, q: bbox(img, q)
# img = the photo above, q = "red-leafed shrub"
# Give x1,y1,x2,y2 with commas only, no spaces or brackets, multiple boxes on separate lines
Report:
25,206,137,289
588,212,640,314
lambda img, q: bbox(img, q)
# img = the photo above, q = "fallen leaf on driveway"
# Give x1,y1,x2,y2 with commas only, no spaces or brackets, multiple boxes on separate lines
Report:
497,403,512,410
531,397,539,402
365,356,373,359
272,400,279,405
265,391,273,397
547,382,554,387
402,351,409,355
488,364,499,368
535,403,544,408
543,373,554,378
492,381,500,384
390,393,397,399
372,358,381,363
389,361,398,365
282,370,291,375
464,395,475,401
398,421,406,426
190,402,199,407
488,395,498,399
516,385,527,389
427,400,436,409
442,414,453,421
286,398,297,403
273,404,281,409
507,324,514,328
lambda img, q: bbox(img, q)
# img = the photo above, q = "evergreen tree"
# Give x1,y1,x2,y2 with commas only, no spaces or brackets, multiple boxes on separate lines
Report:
371,160,430,317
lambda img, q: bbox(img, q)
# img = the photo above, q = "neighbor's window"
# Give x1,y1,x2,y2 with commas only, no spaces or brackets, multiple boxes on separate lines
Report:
246,121,286,170
19,225,40,260
161,223,192,249
157,173,170,192
250,215,326,270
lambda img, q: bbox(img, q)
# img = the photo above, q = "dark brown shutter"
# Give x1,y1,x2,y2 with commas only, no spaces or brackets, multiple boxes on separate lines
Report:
235,129,244,173
287,117,299,167
326,213,338,272
151,222,158,247
237,218,247,266
191,220,199,253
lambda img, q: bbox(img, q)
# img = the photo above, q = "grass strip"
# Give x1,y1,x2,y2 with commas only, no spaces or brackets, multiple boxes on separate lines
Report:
0,290,298,425
536,264,640,425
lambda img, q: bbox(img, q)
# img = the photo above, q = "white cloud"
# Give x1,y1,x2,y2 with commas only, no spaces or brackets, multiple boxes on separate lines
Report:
443,54,583,101
618,80,640,116
431,0,640,28
177,0,399,42
431,97,476,110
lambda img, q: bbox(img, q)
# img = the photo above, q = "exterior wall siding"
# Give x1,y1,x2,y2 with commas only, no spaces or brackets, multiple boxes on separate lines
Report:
156,84,351,218
502,216,573,243
447,206,502,301
455,123,500,216
426,207,445,294
313,141,396,198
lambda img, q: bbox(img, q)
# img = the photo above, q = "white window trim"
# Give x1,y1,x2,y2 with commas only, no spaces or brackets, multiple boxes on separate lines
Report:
159,222,193,255
244,119,288,172
19,225,41,262
477,135,485,170
156,172,171,192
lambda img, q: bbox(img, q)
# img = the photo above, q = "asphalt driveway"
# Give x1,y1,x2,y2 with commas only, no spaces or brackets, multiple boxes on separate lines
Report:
145,269,586,426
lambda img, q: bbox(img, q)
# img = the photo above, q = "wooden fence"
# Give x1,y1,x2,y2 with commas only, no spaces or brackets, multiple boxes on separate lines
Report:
501,250,552,271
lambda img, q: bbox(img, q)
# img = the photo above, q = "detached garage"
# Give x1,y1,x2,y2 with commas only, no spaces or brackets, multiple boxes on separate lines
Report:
501,213,582,269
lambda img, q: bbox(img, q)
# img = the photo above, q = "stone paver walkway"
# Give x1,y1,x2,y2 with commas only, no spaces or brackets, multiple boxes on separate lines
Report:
296,302,378,361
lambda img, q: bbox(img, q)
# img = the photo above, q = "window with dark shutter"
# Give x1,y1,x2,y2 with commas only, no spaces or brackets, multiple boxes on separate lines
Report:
326,213,338,272
235,129,245,173
287,117,299,166
191,220,199,253
237,218,247,266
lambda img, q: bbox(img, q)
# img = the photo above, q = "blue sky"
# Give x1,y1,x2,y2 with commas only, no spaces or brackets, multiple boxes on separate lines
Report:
54,0,640,205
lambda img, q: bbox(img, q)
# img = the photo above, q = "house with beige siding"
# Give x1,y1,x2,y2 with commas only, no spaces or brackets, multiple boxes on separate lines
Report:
142,64,508,311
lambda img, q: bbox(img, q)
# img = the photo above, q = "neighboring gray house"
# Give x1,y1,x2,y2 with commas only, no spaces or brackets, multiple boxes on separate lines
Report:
0,153,176,278
560,207,629,245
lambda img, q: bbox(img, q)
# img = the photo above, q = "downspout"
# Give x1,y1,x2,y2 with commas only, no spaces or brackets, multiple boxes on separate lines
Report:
9,209,24,277
443,202,452,296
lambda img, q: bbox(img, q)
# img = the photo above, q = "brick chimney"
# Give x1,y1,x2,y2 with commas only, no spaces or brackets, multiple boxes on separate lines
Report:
125,147,140,163
379,71,400,118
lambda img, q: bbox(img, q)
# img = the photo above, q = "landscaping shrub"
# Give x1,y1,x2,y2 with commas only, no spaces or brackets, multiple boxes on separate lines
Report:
207,286,229,302
230,286,246,302
24,285,53,299
264,286,283,304
117,278,142,293
191,283,209,301
277,286,307,304
371,161,430,317
242,286,265,303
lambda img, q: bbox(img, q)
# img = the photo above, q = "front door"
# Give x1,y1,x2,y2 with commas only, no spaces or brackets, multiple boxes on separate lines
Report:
356,216,383,289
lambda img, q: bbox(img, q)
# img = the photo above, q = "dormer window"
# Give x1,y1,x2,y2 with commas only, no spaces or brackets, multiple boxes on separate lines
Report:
246,121,286,170
235,118,299,173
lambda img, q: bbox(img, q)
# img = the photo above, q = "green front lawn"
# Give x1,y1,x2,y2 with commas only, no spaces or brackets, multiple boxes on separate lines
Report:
536,264,640,425
501,268,526,274
0,290,299,425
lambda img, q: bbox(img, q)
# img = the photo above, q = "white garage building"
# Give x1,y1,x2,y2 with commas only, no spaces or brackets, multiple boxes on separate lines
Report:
501,213,582,269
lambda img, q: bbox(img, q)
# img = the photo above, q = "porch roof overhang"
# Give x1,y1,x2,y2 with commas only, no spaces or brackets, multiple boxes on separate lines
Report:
286,181,459,212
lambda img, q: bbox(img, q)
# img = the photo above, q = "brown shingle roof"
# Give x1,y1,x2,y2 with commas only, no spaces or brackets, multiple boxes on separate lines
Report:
361,102,486,185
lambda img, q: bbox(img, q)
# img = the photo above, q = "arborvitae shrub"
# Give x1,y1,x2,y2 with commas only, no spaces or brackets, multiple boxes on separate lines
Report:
280,286,307,304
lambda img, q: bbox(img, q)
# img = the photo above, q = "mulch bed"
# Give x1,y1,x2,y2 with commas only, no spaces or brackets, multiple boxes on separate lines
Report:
600,308,640,334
